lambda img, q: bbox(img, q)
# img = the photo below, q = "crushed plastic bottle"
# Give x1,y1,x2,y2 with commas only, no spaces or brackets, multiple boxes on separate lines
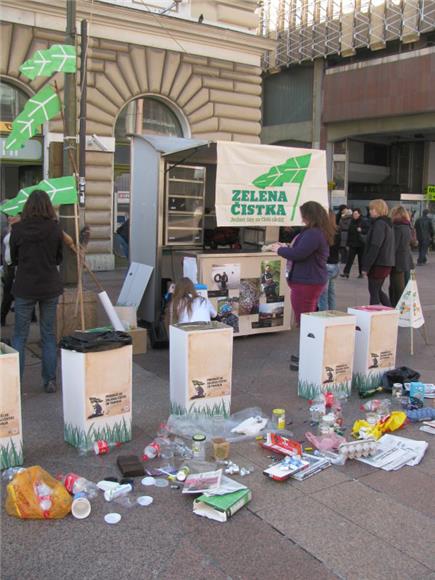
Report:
143,440,161,461
60,473,98,498
33,481,53,516
1,467,25,481
78,440,121,456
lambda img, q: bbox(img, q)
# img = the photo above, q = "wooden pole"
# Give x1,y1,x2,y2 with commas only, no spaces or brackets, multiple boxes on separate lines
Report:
73,203,85,329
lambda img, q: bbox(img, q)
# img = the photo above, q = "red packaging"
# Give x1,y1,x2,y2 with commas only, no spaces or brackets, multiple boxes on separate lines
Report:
63,473,79,494
260,433,302,457
94,440,109,455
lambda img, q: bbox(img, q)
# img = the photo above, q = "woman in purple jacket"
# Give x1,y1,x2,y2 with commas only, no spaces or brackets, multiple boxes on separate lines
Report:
271,201,334,326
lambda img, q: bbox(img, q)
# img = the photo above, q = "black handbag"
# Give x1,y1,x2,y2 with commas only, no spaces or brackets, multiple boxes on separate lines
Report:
59,330,132,353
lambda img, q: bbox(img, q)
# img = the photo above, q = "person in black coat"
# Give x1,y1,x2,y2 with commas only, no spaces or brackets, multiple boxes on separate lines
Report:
415,209,434,264
340,208,368,278
362,199,395,306
389,206,415,307
10,190,63,393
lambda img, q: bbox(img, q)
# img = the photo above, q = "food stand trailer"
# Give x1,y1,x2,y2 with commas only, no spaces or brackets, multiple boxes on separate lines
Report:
129,136,328,338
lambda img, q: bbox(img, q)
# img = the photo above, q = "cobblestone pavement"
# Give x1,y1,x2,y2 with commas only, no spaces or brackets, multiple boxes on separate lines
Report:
1,256,434,580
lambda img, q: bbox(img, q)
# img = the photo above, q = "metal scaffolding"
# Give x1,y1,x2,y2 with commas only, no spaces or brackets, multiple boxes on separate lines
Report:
259,0,435,68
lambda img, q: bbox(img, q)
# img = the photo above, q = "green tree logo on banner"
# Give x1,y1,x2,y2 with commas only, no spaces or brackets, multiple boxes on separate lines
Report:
19,44,77,80
0,177,77,216
252,154,312,219
5,85,61,151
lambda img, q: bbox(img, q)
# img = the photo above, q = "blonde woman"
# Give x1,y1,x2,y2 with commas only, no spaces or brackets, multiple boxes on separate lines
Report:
389,206,414,306
362,199,395,306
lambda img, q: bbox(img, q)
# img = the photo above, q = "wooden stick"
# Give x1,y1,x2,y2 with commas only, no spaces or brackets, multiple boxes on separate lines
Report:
63,232,105,292
73,203,85,329
410,325,414,356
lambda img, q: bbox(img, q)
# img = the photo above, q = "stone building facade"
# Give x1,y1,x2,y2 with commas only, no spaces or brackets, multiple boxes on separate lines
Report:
1,0,271,269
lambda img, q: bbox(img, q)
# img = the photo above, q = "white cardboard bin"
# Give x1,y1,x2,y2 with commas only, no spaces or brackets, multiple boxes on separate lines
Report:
170,322,233,416
0,343,23,469
61,345,133,448
347,306,399,393
298,311,356,399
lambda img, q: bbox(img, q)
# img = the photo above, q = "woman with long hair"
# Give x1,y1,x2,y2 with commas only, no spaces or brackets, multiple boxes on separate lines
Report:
271,201,333,327
318,210,340,311
10,190,63,393
170,277,216,324
362,199,395,306
389,205,414,306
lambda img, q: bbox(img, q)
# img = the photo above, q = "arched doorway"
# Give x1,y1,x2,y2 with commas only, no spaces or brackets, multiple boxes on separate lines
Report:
113,96,187,258
0,80,43,205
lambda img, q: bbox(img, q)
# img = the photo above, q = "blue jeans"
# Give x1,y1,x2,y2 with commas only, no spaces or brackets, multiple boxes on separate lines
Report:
318,264,340,311
12,296,59,385
417,240,430,264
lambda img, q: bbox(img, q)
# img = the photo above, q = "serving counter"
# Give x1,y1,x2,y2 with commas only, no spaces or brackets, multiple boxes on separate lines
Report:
183,251,291,337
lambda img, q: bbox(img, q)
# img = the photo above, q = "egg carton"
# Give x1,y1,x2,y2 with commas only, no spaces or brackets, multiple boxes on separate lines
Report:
338,438,378,460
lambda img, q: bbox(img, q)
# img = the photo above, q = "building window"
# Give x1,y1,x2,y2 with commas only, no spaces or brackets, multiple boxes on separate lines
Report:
0,81,28,123
113,96,186,238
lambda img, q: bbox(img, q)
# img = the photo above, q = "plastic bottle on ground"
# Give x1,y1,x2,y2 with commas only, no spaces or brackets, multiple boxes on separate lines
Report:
61,473,98,498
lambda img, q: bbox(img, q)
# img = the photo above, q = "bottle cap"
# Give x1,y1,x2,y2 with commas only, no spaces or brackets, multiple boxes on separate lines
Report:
272,408,285,416
192,433,206,442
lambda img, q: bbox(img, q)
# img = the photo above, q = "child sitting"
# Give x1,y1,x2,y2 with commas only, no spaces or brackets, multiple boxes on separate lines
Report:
170,277,216,324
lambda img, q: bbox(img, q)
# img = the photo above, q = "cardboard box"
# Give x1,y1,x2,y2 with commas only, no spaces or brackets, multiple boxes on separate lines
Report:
193,488,251,522
128,327,148,355
348,306,399,394
56,289,97,340
0,343,23,469
170,321,233,416
61,345,133,448
114,306,137,330
298,311,356,399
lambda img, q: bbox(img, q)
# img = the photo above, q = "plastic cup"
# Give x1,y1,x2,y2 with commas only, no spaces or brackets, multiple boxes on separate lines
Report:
71,496,91,519
212,437,230,460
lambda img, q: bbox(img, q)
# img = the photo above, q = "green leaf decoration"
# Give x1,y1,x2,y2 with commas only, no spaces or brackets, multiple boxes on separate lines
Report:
252,153,312,188
19,44,76,80
5,85,61,151
0,176,77,216
252,154,312,221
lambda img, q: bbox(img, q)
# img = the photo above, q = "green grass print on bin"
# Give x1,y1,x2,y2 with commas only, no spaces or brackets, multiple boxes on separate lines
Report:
170,399,230,418
298,380,351,400
352,372,384,396
64,417,132,448
0,439,23,470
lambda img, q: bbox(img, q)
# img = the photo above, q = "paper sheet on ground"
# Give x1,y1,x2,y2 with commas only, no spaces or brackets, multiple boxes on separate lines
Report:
356,434,428,471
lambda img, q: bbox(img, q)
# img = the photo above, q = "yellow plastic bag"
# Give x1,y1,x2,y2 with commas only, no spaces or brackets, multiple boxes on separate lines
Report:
6,466,72,519
352,411,407,440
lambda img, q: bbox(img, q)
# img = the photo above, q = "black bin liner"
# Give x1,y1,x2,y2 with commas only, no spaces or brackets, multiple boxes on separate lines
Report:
382,366,421,391
59,331,132,353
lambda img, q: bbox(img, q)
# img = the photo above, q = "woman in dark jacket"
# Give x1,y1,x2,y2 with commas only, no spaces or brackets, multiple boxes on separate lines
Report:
362,199,395,306
389,206,414,307
11,190,63,393
340,208,368,278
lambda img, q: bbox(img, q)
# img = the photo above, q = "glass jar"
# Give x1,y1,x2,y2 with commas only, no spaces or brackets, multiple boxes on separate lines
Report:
192,433,206,460
392,383,403,399
212,437,230,461
272,408,286,430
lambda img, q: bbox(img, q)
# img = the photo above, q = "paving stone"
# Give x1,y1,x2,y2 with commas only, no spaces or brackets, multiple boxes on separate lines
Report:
361,467,435,517
256,495,430,579
312,480,435,569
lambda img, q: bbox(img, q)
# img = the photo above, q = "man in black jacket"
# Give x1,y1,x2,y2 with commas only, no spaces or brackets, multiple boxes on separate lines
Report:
415,209,434,265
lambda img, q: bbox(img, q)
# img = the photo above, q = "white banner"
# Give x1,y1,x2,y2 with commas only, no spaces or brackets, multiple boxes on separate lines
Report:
396,276,425,329
215,142,328,227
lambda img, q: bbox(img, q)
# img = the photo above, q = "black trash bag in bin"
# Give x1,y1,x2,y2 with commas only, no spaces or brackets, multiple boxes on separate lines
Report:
382,366,421,391
59,331,132,353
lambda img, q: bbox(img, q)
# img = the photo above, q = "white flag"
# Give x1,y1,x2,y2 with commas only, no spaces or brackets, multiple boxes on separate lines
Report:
396,275,424,329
